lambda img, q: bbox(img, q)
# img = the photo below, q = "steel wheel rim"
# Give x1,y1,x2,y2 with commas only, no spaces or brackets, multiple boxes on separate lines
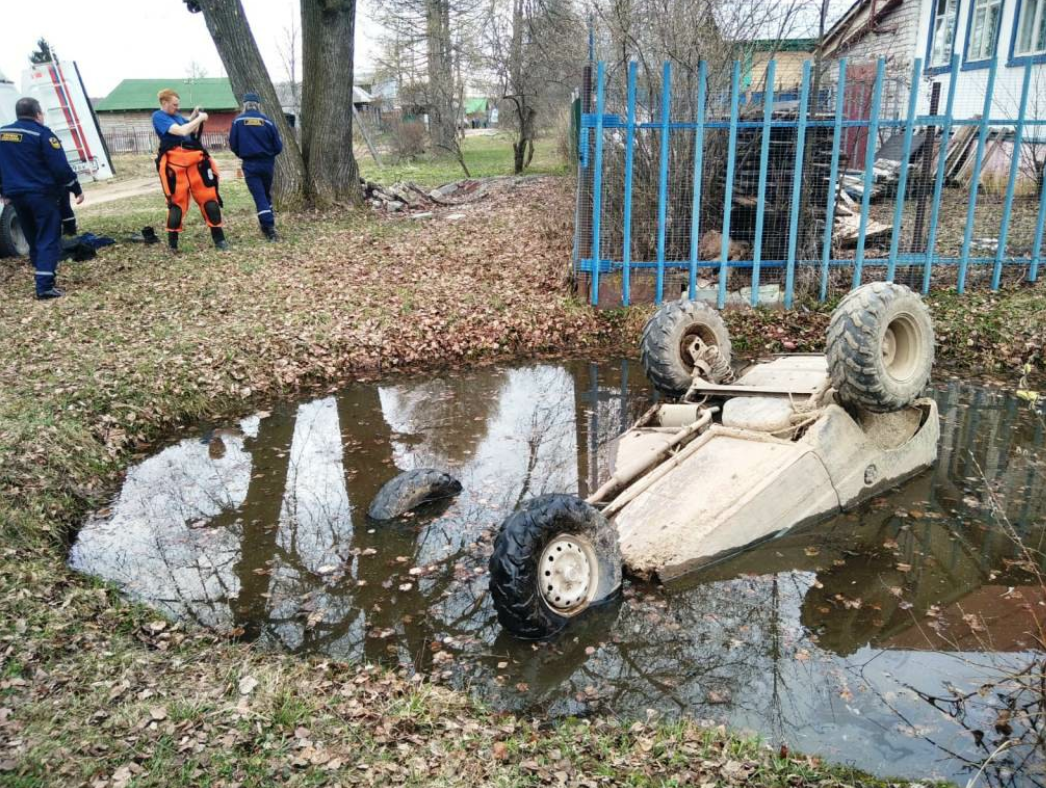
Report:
539,534,598,615
883,313,919,382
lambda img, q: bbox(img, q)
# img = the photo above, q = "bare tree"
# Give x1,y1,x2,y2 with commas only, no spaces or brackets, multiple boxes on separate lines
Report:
276,11,301,115
483,0,585,173
185,60,210,80
376,0,485,167
184,0,309,206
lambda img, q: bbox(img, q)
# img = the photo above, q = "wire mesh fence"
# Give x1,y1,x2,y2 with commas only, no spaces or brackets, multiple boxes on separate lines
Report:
574,54,1046,307
101,129,231,156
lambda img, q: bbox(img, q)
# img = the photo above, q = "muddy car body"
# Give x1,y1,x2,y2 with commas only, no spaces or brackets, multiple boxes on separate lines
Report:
489,282,941,639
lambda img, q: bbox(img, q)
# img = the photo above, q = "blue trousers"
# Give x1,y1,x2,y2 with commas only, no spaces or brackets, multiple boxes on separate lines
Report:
243,159,275,229
11,191,61,295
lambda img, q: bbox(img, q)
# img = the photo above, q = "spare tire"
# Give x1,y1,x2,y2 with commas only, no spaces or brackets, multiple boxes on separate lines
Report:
640,299,732,399
489,494,621,640
827,282,934,414
0,206,29,258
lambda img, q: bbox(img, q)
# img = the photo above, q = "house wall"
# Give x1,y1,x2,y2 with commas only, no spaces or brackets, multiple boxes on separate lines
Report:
914,0,1046,125
97,110,237,135
822,0,925,119
749,51,812,91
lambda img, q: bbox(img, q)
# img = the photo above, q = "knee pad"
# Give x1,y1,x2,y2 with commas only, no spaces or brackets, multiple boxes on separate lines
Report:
203,200,222,225
167,204,183,230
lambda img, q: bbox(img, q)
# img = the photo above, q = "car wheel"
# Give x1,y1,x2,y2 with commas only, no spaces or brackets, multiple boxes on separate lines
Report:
640,299,733,398
827,282,934,413
0,206,29,258
489,494,621,639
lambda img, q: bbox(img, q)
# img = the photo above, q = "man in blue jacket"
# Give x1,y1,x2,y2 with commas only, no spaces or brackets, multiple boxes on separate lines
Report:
0,97,83,300
229,92,283,242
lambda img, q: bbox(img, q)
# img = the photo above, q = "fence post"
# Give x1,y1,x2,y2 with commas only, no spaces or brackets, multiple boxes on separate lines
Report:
623,61,637,306
887,58,923,282
688,62,708,300
958,57,999,293
590,62,606,306
785,60,812,309
1033,173,1046,283
992,63,1032,291
719,61,741,309
923,54,960,293
751,59,776,306
656,61,672,304
820,59,847,302
852,57,885,289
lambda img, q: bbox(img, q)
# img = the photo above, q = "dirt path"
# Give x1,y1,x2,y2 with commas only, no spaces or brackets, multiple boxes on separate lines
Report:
80,175,156,208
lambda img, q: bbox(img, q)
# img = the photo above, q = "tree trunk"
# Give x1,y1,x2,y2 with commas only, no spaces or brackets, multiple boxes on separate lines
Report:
300,0,363,205
194,0,308,207
425,0,457,152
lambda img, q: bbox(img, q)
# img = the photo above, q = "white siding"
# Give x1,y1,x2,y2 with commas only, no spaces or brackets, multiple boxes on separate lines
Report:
915,0,1046,124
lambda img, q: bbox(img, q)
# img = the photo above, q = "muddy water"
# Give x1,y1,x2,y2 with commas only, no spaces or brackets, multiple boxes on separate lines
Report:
70,360,1046,785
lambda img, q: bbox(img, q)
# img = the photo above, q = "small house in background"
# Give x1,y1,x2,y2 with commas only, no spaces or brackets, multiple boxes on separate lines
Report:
96,78,238,133
95,77,238,153
738,38,818,96
463,97,493,128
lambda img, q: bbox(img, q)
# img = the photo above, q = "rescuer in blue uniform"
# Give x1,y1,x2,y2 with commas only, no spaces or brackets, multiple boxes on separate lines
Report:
0,97,83,300
229,92,283,241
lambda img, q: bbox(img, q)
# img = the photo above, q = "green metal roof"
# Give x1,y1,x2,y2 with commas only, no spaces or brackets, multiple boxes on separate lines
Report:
95,78,238,112
464,97,489,115
737,38,818,53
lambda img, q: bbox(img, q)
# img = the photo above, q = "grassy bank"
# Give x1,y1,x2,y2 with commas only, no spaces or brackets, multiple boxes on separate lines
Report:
358,131,568,187
0,169,1037,786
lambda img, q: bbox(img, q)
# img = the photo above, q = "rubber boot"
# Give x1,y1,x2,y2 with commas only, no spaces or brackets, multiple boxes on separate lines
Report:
262,225,278,243
211,226,229,251
168,231,179,253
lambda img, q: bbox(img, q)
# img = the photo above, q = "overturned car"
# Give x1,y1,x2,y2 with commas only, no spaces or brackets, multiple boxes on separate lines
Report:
489,282,940,639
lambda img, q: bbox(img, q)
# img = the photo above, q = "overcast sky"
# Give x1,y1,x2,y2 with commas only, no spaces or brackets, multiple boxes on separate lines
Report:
0,0,383,98
2,1,853,100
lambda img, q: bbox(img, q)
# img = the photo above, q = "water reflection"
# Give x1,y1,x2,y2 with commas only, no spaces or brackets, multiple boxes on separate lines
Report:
71,361,1046,786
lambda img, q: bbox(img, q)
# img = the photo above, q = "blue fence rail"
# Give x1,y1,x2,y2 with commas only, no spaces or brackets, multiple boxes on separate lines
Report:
574,55,1046,308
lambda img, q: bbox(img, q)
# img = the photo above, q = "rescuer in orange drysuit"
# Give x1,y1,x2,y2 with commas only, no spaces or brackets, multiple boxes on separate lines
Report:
152,88,227,251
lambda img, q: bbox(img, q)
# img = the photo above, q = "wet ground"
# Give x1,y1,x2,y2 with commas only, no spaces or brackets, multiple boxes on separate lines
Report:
70,359,1046,786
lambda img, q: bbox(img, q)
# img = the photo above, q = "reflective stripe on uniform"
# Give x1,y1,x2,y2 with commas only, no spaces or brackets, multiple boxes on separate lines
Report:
257,209,272,215
1,126,41,136
64,178,77,187
35,271,55,277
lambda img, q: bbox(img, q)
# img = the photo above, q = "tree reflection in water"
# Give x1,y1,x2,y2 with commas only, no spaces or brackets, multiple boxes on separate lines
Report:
70,366,1046,786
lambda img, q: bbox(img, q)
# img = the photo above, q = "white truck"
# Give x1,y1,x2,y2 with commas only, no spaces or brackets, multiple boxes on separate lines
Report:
0,60,114,257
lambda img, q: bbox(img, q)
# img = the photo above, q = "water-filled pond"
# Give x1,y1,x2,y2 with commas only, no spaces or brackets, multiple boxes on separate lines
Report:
70,359,1046,785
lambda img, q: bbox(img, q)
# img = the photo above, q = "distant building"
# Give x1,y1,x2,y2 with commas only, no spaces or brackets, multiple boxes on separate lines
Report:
737,38,819,95
95,77,239,136
95,77,373,153
463,97,493,128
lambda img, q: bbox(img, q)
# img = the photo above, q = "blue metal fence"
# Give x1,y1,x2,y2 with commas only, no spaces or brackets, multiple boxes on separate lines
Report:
574,55,1046,308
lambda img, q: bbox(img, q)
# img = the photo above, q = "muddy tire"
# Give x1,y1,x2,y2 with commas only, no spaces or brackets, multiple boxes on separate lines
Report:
489,494,621,640
0,206,29,258
640,299,732,398
367,468,462,520
827,282,934,414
